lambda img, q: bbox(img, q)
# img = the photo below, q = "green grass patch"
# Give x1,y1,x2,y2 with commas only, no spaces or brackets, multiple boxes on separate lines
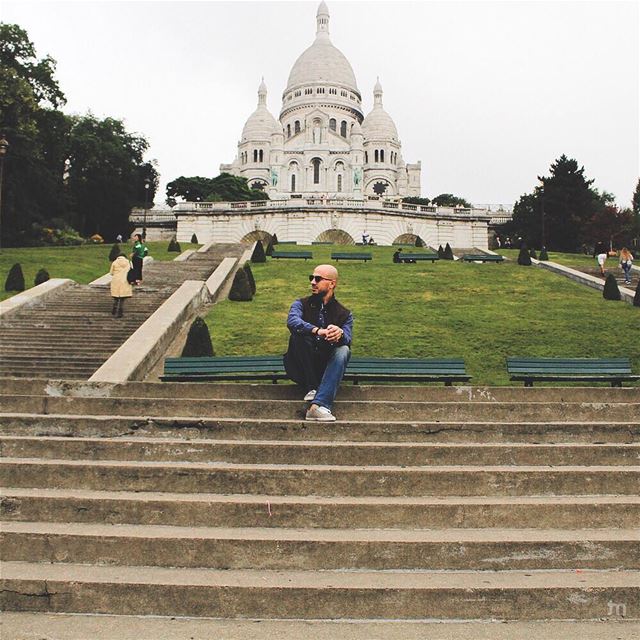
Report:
207,245,640,385
0,241,199,302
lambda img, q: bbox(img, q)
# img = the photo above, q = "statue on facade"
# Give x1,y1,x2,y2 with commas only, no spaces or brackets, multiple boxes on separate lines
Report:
353,167,362,187
270,167,279,187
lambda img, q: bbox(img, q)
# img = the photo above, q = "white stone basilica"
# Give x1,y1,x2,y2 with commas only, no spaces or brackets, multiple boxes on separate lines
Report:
220,1,421,200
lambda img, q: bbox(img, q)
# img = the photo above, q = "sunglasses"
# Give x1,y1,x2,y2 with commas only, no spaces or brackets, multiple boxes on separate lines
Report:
309,275,334,283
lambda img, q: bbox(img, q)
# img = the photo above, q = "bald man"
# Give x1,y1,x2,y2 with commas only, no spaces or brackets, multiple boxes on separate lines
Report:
284,264,353,421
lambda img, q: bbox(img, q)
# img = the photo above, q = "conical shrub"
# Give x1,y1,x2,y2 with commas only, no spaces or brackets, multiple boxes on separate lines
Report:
529,248,537,259
108,243,121,262
539,247,549,261
244,262,256,295
443,243,454,260
634,280,640,307
266,238,274,256
251,241,266,263
271,233,279,245
191,233,198,244
517,247,532,266
415,236,425,247
228,267,253,301
34,268,50,286
181,317,214,357
168,237,181,252
5,263,25,292
603,274,621,300
437,245,445,258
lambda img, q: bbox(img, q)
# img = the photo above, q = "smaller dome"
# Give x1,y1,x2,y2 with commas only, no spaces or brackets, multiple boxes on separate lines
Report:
241,80,282,141
362,79,398,141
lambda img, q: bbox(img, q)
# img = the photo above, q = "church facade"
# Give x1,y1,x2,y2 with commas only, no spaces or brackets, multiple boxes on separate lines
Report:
220,1,422,200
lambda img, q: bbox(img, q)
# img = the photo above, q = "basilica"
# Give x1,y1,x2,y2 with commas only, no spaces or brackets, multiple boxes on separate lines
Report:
220,1,422,200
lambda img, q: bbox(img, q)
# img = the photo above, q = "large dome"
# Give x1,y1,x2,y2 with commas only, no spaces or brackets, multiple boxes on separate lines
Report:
285,2,358,93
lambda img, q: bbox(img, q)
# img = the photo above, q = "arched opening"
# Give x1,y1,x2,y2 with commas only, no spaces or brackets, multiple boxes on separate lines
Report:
393,233,424,246
241,230,274,244
259,150,264,163
250,180,267,191
291,174,296,192
365,151,368,163
380,149,385,163
337,175,342,192
314,228,355,245
329,118,336,132
253,149,258,162
287,124,291,138
374,149,379,163
340,121,347,137
312,158,321,184
294,120,301,134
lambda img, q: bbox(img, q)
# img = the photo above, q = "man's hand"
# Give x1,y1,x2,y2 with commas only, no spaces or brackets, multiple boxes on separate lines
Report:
322,324,344,343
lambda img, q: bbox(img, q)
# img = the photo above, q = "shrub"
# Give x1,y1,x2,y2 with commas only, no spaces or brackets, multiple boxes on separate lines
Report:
603,274,621,301
181,317,214,357
634,280,640,307
517,247,532,266
437,245,445,259
244,262,257,294
228,267,253,301
539,247,549,261
5,263,25,292
251,241,266,263
443,243,454,260
109,243,122,262
266,238,274,257
191,234,198,244
34,268,50,286
271,233,279,245
89,234,104,244
529,248,537,259
168,237,182,252
415,236,425,247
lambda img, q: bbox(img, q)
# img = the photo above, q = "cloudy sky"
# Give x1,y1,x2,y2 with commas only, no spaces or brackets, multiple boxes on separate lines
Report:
4,0,639,208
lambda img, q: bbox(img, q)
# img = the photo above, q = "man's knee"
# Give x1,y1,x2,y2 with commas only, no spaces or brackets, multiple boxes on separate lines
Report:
332,345,351,365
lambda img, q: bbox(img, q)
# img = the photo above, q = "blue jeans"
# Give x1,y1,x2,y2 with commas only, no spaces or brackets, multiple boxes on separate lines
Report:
622,264,632,282
283,334,351,410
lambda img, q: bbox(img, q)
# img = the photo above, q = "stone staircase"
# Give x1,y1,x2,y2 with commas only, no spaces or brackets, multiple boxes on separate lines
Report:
1,379,638,635
0,244,244,379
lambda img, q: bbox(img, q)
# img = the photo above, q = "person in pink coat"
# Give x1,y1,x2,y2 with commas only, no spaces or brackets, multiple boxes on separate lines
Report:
109,254,133,317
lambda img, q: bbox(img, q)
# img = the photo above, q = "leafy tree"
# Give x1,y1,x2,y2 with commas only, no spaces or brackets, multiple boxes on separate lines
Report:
603,274,621,300
402,196,431,206
166,173,266,206
181,317,214,357
5,263,25,291
431,194,471,208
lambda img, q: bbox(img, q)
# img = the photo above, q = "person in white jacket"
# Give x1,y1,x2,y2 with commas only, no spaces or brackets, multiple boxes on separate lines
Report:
109,254,133,317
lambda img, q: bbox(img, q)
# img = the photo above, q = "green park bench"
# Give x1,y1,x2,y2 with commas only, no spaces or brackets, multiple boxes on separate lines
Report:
507,357,639,387
277,241,297,245
312,241,334,245
462,254,504,263
271,250,312,260
162,356,470,386
331,252,372,262
397,253,440,263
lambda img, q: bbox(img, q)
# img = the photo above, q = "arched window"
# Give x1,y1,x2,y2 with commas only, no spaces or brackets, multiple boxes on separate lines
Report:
294,121,301,134
337,175,342,192
253,149,258,162
365,151,368,163
374,149,379,163
291,174,296,192
312,158,321,184
259,150,264,163
340,121,347,137
329,118,336,132
380,149,384,163
287,124,291,138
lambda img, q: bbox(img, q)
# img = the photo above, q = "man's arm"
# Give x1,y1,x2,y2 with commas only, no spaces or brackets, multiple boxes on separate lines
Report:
325,312,353,346
287,299,318,335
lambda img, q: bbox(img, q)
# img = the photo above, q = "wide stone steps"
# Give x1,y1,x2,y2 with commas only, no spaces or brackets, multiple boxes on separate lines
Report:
2,522,637,571
2,562,638,621
4,488,638,530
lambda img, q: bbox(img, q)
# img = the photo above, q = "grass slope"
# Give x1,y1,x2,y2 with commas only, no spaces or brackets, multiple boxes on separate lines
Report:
0,241,198,302
207,245,639,386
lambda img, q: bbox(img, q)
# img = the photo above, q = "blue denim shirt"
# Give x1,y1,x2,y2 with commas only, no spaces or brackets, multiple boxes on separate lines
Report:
287,298,353,346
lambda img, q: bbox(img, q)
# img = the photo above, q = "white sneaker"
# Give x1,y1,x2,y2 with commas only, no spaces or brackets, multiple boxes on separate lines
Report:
303,389,317,401
305,404,336,422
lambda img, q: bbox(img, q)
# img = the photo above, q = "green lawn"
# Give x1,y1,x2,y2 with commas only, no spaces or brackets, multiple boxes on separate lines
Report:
498,248,607,271
207,245,640,386
0,241,199,302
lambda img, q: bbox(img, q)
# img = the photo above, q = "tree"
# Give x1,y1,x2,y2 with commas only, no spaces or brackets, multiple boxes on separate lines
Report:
5,263,25,291
402,196,431,206
603,274,621,301
166,173,266,206
431,194,471,208
228,267,253,301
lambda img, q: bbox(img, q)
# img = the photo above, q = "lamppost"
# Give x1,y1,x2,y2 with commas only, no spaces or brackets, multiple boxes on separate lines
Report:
0,134,9,250
142,178,150,240
539,178,545,250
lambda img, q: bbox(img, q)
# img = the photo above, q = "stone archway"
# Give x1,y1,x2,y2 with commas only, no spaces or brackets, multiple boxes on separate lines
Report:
240,230,273,244
314,229,355,245
392,233,419,245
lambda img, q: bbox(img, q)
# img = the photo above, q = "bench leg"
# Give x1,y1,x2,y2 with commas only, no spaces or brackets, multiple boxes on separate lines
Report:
612,381,622,388
524,380,533,388
445,381,452,386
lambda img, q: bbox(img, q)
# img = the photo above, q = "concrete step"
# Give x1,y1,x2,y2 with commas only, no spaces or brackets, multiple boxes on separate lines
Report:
2,413,637,443
3,522,638,571
3,613,638,640
3,436,639,467
4,488,638,530
2,562,638,620
1,394,638,422
3,458,638,496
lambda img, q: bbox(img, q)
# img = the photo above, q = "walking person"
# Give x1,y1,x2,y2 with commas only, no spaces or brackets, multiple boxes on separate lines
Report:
283,264,353,422
619,247,634,285
109,253,133,318
130,233,148,285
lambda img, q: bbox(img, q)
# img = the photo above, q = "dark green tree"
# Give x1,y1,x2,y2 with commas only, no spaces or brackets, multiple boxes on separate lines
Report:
431,194,471,208
5,263,25,291
443,243,454,260
228,267,253,301
168,237,181,252
437,245,445,258
603,274,621,300
529,248,537,259
244,262,256,295
517,246,532,266
402,196,431,206
415,236,425,247
181,317,214,357
191,233,198,244
539,247,549,261
34,268,49,285
108,243,121,262
166,173,266,206
251,240,266,263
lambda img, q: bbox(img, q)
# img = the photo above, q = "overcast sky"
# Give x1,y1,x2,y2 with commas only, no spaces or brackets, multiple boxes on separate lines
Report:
4,0,639,207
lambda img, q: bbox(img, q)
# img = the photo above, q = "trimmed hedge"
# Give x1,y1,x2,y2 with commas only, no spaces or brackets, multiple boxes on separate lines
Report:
443,243,454,260
191,234,198,244
168,238,181,252
603,274,621,301
228,267,253,301
634,280,640,307
539,247,549,261
34,268,50,286
244,262,256,295
181,317,214,357
5,263,25,292
251,241,266,263
517,247,532,266
109,243,121,262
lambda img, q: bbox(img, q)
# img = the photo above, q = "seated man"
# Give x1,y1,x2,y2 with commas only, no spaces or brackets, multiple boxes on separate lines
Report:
284,264,353,422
